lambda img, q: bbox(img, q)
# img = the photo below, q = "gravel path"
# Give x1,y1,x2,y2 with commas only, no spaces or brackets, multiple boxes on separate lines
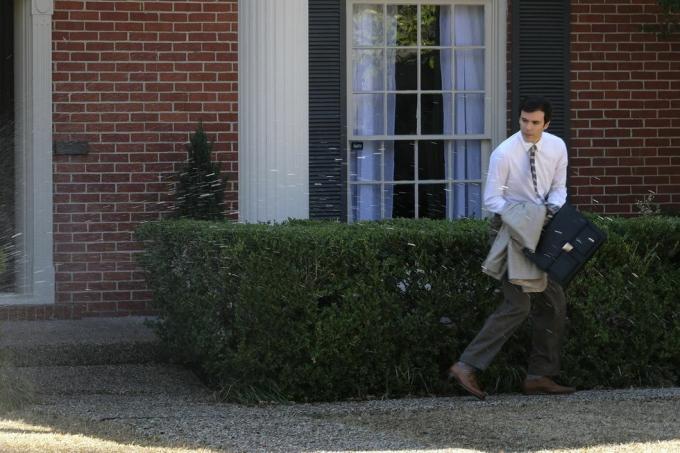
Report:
5,318,675,451
6,380,679,452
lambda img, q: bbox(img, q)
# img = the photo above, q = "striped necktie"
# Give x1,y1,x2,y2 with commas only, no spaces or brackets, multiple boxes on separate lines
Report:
529,144,541,200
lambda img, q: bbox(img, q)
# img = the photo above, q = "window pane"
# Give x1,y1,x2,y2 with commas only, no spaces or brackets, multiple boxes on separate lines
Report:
455,49,484,91
452,140,482,180
387,48,417,91
353,49,384,92
421,5,452,46
422,93,452,135
386,5,417,46
350,141,382,182
421,49,453,91
452,182,483,219
386,184,415,218
455,5,484,46
418,140,445,180
388,93,417,135
353,94,384,135
455,93,484,135
352,184,381,221
353,4,384,47
451,141,482,219
419,184,446,219
387,140,415,181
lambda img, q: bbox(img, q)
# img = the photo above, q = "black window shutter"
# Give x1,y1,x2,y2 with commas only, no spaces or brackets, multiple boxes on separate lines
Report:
511,1,571,147
309,0,346,220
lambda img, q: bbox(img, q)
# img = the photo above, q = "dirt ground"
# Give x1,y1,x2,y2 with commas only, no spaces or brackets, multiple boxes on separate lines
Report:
327,389,680,452
0,386,678,452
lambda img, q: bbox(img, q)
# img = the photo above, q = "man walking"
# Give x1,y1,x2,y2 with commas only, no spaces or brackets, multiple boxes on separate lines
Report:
448,96,575,400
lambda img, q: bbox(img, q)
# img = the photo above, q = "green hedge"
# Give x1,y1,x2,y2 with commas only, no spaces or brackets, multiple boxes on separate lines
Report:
136,216,680,402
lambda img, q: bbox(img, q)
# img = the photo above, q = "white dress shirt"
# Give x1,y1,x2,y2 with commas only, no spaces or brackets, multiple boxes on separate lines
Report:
483,131,568,215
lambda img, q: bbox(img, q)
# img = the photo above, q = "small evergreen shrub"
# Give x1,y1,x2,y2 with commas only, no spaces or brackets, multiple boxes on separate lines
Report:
136,216,680,402
173,124,225,220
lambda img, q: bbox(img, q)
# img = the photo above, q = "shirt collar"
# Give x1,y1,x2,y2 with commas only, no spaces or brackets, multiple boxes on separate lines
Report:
519,134,543,153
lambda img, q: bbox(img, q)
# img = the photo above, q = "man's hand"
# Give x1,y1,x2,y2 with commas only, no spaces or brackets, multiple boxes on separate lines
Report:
543,212,553,227
543,203,560,227
546,203,561,215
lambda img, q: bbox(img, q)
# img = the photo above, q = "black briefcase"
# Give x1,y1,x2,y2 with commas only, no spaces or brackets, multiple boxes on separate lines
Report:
524,203,607,287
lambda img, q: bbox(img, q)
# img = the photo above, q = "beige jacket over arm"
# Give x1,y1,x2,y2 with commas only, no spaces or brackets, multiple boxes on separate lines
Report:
482,201,547,293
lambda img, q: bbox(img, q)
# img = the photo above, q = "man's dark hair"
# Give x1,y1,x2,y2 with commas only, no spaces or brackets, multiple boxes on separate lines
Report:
519,96,552,124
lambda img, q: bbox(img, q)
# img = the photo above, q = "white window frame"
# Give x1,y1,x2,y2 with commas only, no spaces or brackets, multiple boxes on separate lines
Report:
0,0,55,305
345,0,507,220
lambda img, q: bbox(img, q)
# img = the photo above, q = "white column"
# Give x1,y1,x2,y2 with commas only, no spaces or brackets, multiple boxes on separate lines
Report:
481,0,507,219
489,0,507,148
239,0,310,223
30,0,55,302
2,0,54,304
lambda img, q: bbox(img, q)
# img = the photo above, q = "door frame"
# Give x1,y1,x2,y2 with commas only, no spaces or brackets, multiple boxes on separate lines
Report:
0,0,55,305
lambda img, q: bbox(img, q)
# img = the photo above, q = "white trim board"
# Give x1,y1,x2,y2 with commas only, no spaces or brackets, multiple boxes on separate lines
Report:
238,0,310,223
0,0,55,305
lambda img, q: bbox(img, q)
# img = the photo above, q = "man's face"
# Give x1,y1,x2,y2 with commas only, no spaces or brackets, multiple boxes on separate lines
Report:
519,110,549,143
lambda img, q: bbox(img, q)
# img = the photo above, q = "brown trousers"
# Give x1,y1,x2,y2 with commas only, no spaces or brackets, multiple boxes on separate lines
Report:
459,214,567,376
459,277,567,376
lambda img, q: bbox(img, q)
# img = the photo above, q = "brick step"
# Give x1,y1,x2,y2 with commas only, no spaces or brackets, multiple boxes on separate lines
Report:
0,316,168,367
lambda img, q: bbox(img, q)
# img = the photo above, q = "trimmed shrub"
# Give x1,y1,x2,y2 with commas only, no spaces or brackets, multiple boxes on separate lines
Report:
136,216,680,402
563,215,680,388
173,124,225,220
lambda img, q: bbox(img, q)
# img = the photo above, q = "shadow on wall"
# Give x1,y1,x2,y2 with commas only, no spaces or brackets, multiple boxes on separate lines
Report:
0,118,15,293
0,1,15,293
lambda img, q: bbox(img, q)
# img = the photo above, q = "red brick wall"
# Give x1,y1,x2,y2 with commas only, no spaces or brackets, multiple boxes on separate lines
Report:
51,0,238,315
10,0,674,320
569,0,680,215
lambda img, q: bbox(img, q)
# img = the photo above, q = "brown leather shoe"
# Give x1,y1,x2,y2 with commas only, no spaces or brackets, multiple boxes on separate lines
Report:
521,376,576,395
448,362,487,400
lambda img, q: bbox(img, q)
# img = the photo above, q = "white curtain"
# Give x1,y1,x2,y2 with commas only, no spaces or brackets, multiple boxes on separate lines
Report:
383,36,396,219
452,141,482,218
353,5,384,220
452,5,484,218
